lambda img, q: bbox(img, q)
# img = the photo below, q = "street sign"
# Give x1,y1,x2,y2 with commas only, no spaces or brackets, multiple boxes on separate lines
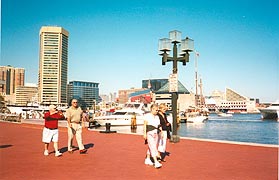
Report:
169,73,178,92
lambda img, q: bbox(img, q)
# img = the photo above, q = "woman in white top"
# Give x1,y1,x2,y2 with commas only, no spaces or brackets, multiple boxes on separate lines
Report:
143,104,162,168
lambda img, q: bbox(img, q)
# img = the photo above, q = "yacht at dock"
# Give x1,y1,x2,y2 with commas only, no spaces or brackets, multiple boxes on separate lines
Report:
259,101,279,121
94,102,148,126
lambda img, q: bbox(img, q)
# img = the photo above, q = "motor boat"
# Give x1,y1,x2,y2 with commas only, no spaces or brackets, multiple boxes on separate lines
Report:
185,112,208,123
94,102,147,126
217,112,233,117
182,106,209,123
259,101,279,121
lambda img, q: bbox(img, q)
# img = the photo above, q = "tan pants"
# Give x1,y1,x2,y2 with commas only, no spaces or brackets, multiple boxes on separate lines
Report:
68,123,85,151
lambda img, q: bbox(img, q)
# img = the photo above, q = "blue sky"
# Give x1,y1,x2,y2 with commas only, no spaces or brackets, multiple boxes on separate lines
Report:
1,0,278,102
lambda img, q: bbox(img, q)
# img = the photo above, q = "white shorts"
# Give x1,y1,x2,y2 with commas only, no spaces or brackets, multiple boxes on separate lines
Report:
42,127,59,143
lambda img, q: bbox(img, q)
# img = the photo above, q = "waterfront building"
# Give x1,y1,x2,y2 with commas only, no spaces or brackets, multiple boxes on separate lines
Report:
100,93,117,103
141,78,195,111
0,66,25,95
155,80,194,111
142,79,168,92
38,26,69,105
15,85,38,106
118,88,146,104
129,89,152,104
204,88,259,113
100,94,110,103
67,81,99,109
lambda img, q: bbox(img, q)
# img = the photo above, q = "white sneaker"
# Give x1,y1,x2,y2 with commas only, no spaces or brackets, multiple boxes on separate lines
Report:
55,151,62,157
154,161,162,168
144,158,153,165
44,150,49,156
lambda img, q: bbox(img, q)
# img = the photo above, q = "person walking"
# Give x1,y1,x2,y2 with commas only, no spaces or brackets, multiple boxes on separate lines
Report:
157,103,171,161
42,104,65,157
66,99,87,154
143,104,162,168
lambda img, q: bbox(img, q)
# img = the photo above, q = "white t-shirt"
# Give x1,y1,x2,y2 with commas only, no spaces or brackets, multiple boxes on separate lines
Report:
144,113,160,127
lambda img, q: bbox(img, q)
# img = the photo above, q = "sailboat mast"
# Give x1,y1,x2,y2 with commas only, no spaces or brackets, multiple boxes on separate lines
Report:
199,76,203,106
195,51,199,106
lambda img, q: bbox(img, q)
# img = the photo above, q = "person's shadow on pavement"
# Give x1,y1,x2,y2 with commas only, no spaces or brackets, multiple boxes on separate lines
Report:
59,143,94,153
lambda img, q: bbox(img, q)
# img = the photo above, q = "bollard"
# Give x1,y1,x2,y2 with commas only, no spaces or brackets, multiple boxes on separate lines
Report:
89,121,101,129
89,121,94,129
100,123,117,133
130,113,137,129
105,123,111,131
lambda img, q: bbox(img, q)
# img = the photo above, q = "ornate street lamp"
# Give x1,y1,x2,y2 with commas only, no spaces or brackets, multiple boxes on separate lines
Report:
159,30,194,143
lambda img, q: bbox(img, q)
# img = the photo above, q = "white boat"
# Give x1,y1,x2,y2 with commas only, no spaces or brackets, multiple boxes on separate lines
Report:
94,102,147,126
217,112,233,117
185,112,208,123
7,105,49,119
6,103,68,119
259,101,279,121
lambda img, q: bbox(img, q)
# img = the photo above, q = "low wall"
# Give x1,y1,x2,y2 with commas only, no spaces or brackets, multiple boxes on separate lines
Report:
0,113,21,122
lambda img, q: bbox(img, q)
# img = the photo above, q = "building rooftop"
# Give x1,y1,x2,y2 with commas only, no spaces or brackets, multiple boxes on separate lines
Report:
156,80,190,94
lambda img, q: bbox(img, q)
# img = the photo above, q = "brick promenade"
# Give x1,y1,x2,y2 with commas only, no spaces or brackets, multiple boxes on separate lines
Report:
0,121,278,180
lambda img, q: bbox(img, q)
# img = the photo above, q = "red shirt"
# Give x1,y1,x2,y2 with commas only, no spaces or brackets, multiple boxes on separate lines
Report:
44,111,65,129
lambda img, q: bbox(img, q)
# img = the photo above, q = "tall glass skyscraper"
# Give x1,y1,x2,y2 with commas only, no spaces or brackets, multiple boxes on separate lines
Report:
67,81,99,109
38,26,69,105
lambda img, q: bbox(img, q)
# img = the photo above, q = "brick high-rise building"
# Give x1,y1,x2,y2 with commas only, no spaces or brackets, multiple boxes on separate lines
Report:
0,65,25,95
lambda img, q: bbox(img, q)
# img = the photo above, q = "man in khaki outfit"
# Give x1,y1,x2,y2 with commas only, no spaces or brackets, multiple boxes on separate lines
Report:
66,99,87,154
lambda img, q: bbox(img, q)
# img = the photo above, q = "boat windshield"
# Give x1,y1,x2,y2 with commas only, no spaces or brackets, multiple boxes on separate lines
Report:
113,112,127,115
112,111,142,116
124,103,140,109
126,112,142,116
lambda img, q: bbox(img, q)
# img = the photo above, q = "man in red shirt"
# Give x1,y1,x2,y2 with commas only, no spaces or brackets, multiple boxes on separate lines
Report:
42,104,65,157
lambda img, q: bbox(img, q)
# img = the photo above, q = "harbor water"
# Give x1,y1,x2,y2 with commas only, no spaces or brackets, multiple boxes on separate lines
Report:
178,113,278,145
92,113,278,146
19,113,278,145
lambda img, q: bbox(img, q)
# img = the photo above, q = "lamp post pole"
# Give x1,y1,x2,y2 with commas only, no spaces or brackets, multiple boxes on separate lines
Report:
159,30,194,143
171,42,179,142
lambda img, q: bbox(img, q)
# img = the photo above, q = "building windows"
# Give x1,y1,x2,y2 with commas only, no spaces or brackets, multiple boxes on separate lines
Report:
67,81,99,108
39,26,69,104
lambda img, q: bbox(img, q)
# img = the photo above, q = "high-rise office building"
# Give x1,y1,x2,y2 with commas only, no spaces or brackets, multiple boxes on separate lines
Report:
15,86,38,106
0,65,25,95
38,26,69,105
67,81,99,108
